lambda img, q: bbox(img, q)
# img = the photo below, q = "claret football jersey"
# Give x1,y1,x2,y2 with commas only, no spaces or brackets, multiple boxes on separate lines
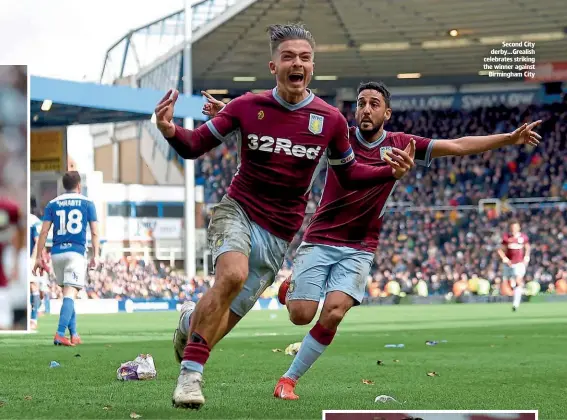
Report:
304,127,435,252
187,88,356,242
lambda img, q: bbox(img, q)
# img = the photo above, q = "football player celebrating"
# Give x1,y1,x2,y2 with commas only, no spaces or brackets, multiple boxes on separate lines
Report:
202,80,542,400
156,24,415,409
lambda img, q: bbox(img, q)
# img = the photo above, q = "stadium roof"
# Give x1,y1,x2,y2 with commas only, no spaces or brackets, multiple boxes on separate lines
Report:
30,76,206,128
108,0,567,91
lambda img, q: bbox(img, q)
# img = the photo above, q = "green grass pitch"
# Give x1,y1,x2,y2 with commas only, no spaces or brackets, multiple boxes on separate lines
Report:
0,303,564,419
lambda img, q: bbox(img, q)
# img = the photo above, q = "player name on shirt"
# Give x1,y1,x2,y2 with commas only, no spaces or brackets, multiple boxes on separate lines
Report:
43,193,97,256
56,199,84,207
304,127,436,252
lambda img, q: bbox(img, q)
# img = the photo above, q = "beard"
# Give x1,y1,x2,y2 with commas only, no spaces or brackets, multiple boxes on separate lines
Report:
358,120,383,138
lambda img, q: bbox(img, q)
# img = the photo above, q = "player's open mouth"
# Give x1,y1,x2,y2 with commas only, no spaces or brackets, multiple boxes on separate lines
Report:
288,73,304,83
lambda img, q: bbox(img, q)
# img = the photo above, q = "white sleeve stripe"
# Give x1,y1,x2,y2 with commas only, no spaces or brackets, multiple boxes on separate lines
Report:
415,139,437,167
205,120,225,142
328,150,355,166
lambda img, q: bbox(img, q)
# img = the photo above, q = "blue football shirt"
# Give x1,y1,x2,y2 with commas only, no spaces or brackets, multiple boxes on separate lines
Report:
43,193,97,256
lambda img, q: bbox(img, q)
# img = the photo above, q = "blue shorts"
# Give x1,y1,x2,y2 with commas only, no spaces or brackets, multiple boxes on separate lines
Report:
208,195,289,317
287,242,374,305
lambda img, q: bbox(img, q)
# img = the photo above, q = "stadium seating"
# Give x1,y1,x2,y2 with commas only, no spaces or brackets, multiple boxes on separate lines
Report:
45,100,567,300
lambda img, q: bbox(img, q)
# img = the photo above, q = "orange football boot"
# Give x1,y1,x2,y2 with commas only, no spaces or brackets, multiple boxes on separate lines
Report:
71,335,82,345
274,377,299,400
278,276,291,305
54,333,75,347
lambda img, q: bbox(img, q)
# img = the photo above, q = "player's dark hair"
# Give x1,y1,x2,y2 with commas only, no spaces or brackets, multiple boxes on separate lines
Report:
357,81,391,108
62,171,81,191
509,218,520,226
267,23,315,56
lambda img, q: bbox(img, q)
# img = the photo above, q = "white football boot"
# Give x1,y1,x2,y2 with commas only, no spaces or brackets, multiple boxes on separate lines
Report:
172,369,205,409
173,301,196,364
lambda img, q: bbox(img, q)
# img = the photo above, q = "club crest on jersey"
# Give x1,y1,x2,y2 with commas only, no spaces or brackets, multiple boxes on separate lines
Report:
258,110,264,120
380,146,393,160
308,114,324,135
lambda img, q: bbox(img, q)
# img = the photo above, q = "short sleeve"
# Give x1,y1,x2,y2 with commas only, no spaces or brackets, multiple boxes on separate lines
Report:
43,203,54,222
87,201,98,222
401,133,436,167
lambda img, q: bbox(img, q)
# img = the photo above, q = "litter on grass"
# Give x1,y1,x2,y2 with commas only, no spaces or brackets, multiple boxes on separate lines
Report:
374,395,403,404
285,342,302,356
117,354,156,381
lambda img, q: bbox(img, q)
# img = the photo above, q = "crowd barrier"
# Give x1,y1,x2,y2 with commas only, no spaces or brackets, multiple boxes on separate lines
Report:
47,294,566,315
48,297,286,315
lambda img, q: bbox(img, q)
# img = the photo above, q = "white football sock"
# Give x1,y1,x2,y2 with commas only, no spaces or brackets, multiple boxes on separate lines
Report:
513,286,524,308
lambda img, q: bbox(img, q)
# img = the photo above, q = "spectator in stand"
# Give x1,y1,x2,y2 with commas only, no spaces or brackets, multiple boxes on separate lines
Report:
47,100,567,302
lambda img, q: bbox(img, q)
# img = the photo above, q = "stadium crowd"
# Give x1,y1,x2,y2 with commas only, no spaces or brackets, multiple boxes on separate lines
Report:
197,101,567,207
43,206,567,301
43,100,567,302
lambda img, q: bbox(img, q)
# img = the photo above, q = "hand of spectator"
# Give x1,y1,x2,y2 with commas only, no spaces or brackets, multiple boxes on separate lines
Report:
384,139,416,180
201,91,225,118
155,89,179,138
508,120,542,146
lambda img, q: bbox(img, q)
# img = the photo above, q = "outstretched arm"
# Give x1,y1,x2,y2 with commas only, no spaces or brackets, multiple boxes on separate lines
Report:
164,125,222,159
431,121,542,158
155,89,240,159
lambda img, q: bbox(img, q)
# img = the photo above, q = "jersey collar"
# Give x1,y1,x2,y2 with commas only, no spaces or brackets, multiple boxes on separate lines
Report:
355,127,387,149
271,87,315,111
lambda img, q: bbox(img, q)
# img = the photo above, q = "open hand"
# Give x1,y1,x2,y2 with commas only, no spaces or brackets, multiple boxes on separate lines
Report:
384,139,416,180
201,91,225,118
509,120,542,146
155,89,179,138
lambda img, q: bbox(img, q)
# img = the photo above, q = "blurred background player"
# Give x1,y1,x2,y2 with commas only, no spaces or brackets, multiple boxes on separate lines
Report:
0,197,26,330
202,80,542,399
29,210,49,330
0,65,27,331
498,219,530,311
33,171,100,345
157,23,412,409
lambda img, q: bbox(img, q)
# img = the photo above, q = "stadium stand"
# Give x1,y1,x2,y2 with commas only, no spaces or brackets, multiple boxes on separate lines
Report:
42,96,567,303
